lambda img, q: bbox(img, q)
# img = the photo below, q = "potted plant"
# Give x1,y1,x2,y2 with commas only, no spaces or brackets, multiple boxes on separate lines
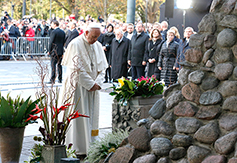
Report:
109,76,164,130
110,75,164,105
30,60,89,163
0,92,42,163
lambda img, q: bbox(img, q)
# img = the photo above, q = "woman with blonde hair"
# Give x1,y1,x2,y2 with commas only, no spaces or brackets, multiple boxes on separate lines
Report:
144,29,163,79
158,29,179,86
170,26,180,43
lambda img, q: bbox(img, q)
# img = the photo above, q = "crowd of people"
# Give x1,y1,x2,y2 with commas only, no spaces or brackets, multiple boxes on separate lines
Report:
0,11,195,87
0,12,197,156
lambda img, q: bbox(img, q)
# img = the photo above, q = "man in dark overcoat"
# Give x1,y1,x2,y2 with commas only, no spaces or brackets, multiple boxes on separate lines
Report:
64,22,79,49
110,29,131,80
48,20,65,83
128,22,149,80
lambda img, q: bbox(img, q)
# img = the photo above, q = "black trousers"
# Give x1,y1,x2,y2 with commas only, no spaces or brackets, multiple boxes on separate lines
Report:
105,67,111,81
50,55,62,82
131,66,145,80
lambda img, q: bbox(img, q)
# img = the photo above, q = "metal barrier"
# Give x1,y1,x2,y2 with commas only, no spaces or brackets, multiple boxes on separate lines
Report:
16,37,50,61
0,37,18,60
0,37,50,61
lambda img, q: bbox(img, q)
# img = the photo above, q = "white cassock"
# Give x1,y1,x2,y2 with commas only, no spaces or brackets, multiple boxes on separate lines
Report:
60,33,108,154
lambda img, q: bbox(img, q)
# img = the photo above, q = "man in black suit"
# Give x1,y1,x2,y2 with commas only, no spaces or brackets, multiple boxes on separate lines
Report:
128,22,149,80
64,22,79,49
48,20,65,84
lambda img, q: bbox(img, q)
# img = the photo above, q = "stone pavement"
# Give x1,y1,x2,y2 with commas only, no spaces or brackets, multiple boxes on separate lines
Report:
0,60,114,162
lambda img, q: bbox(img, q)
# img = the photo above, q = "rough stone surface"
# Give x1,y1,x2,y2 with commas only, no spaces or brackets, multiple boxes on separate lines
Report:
228,158,237,163
185,48,204,63
202,155,227,163
163,83,181,99
149,98,166,119
150,137,173,156
220,15,237,28
218,81,237,97
214,63,234,80
157,157,171,163
178,159,189,163
178,69,191,86
182,83,202,104
160,110,175,124
220,0,236,14
232,44,237,59
150,120,174,136
199,91,222,105
166,91,183,110
202,49,214,64
198,13,216,34
214,132,237,155
196,106,221,120
204,35,216,49
174,101,197,117
127,126,151,151
188,70,205,84
219,113,237,131
213,48,233,64
172,134,193,147
194,121,219,144
234,66,237,78
189,34,205,48
223,96,237,112
206,60,214,68
187,145,210,163
169,147,186,160
133,154,156,163
175,118,202,134
108,146,135,163
210,0,222,12
217,28,237,47
201,76,219,91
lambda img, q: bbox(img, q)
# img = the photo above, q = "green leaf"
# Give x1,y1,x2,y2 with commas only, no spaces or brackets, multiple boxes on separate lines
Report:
14,96,31,124
109,92,118,96
0,97,13,127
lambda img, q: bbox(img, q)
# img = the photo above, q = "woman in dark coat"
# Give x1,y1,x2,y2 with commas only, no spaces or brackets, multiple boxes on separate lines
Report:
145,29,163,80
101,24,115,82
158,29,179,86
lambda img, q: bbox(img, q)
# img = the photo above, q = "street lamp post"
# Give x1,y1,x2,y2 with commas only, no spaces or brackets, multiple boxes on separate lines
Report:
176,0,192,32
145,0,148,29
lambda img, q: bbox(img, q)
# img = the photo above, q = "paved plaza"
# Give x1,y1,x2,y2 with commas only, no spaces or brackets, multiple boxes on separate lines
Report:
0,59,114,162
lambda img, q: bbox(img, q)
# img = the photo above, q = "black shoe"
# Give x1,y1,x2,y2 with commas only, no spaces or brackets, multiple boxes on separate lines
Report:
58,80,62,83
103,80,108,83
48,81,55,84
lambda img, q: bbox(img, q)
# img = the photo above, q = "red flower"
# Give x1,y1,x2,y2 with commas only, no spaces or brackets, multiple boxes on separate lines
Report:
70,111,89,120
25,114,39,122
40,113,43,120
59,103,73,111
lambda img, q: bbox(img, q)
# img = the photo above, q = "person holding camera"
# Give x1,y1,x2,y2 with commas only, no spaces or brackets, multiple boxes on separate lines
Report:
24,23,35,53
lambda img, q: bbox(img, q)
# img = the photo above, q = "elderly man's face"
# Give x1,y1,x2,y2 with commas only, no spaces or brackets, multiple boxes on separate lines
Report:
85,28,101,44
115,30,123,40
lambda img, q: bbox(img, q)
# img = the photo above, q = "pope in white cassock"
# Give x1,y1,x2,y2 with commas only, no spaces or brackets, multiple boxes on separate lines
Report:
60,23,108,155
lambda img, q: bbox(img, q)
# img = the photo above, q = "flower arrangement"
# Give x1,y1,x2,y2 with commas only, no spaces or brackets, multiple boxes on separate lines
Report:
30,60,90,146
85,129,129,163
109,75,164,105
0,92,41,128
26,89,90,145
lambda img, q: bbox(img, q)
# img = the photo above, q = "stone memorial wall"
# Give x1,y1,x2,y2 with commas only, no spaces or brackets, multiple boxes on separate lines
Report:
108,0,237,162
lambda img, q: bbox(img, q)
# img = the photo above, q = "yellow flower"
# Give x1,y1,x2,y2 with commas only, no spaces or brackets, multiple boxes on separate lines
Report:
108,147,116,153
118,77,125,87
